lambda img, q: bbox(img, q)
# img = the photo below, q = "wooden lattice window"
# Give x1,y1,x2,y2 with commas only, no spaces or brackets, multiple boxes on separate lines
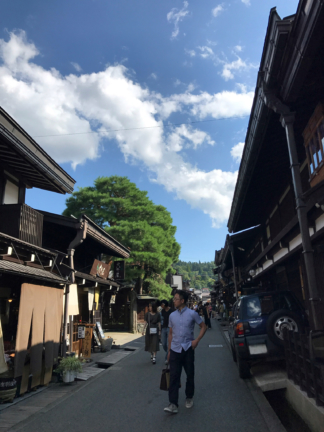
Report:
303,102,324,187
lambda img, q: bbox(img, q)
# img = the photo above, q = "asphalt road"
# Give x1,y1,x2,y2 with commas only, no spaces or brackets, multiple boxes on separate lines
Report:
14,321,273,432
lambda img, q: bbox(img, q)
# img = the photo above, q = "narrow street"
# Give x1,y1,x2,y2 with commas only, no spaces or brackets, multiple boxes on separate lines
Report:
8,322,279,432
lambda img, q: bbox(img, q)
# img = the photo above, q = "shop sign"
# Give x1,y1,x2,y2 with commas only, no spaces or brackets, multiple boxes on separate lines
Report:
82,327,92,358
114,260,125,280
90,259,111,279
78,325,85,339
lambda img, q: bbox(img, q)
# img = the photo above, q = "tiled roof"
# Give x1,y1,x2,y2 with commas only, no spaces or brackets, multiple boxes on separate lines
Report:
0,231,55,256
75,270,119,287
0,260,68,284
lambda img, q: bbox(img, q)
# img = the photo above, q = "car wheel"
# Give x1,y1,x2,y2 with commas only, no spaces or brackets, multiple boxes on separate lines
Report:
266,309,304,347
236,347,250,379
231,343,237,362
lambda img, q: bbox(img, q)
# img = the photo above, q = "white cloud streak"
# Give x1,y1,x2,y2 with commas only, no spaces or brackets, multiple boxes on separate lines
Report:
231,142,245,162
0,31,254,227
241,0,251,6
167,1,189,39
71,62,82,72
221,56,256,81
212,4,224,17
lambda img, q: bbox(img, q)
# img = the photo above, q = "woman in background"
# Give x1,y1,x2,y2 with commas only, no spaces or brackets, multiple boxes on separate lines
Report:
142,302,161,364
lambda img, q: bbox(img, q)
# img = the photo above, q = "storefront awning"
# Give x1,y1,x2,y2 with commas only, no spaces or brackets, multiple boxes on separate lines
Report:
75,270,120,287
0,260,68,284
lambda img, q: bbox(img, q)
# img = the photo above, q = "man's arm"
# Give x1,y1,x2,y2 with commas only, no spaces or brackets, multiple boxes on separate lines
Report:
167,327,173,362
191,321,207,350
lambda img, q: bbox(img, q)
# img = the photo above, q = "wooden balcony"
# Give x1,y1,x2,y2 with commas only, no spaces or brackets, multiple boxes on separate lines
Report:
0,203,43,247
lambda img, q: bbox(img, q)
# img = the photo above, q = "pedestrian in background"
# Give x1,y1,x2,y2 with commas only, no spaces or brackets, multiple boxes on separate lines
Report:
164,290,207,414
142,302,161,364
161,299,172,364
204,302,212,329
219,301,225,321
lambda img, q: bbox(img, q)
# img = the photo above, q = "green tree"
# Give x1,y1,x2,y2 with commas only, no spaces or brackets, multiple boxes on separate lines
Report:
63,176,180,298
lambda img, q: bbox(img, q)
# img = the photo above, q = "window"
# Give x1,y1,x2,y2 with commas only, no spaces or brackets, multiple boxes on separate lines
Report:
243,292,300,319
303,103,324,184
3,179,19,204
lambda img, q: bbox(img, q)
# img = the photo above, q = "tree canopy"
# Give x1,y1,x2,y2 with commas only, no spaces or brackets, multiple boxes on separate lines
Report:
63,176,180,298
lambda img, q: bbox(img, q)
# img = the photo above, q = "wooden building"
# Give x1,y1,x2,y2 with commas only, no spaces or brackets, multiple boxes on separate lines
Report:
0,107,75,395
218,0,324,412
39,211,130,354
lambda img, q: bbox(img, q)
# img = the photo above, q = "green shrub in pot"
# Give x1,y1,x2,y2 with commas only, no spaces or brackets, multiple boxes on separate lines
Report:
55,357,82,376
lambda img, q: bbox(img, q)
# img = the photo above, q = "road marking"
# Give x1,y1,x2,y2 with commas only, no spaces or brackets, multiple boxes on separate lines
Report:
209,345,223,348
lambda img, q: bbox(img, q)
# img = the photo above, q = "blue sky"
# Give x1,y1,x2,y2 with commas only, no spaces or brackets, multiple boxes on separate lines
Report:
0,0,299,262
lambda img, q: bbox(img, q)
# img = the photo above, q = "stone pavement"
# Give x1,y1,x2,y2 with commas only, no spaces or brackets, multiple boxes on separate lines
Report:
0,336,144,431
0,320,286,432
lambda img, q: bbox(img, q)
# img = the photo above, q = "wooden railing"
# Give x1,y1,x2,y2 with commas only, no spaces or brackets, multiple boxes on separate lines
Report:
0,203,43,247
284,329,324,406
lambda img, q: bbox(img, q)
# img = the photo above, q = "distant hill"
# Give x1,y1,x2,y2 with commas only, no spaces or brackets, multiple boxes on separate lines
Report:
172,260,216,289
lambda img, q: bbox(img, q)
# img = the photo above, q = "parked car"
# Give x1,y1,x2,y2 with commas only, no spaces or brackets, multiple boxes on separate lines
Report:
228,290,308,378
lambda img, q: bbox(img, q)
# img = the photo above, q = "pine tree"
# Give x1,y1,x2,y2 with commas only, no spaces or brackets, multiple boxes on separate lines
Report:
63,176,180,297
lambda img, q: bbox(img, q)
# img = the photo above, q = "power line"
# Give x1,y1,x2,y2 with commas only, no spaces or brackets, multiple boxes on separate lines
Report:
33,115,248,138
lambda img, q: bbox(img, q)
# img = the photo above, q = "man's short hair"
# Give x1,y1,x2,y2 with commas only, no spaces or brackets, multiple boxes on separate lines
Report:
175,290,189,303
161,299,169,307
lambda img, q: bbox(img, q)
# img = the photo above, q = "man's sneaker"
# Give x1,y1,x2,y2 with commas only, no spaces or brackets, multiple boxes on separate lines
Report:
164,404,178,414
185,398,194,409
152,357,156,364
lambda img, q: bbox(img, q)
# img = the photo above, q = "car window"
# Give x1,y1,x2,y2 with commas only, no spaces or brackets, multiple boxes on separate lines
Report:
243,292,300,318
245,296,261,318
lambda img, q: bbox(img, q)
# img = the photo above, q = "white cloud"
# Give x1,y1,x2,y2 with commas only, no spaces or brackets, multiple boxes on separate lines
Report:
234,45,243,52
0,31,254,227
71,62,82,72
212,4,224,17
149,72,157,80
198,46,214,59
221,56,256,81
167,1,189,39
231,142,245,162
168,124,215,151
185,48,196,57
241,0,251,5
207,39,218,46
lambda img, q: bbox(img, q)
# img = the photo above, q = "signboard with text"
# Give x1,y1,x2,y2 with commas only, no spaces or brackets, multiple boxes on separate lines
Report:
114,261,125,280
78,325,85,339
82,327,92,358
90,259,111,279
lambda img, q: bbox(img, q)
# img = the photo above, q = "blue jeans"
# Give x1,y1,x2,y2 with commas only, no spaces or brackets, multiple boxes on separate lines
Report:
161,328,169,359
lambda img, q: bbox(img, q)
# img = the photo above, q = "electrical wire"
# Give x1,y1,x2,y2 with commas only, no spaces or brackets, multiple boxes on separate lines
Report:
33,115,248,138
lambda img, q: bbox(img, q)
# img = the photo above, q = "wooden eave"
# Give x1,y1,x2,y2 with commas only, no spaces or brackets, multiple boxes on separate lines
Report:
280,0,324,103
75,270,120,287
40,211,130,259
228,8,293,233
0,107,75,194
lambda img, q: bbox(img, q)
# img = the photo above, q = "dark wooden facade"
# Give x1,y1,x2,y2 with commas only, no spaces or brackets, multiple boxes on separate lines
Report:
217,0,324,408
0,107,75,396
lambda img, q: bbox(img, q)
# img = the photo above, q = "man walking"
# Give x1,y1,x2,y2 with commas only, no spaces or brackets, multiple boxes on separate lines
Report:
164,290,207,414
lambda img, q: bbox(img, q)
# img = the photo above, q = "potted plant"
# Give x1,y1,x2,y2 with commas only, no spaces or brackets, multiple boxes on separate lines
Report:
55,357,82,383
